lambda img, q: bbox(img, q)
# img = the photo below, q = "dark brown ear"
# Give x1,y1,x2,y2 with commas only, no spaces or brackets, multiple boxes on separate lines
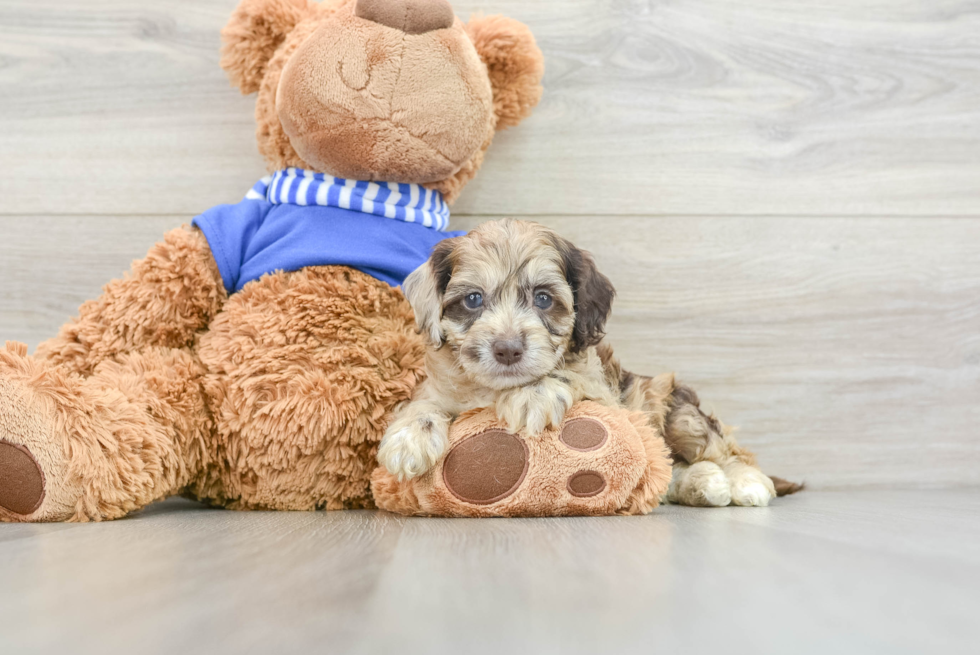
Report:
465,14,545,130
220,0,320,94
551,235,616,353
402,238,457,347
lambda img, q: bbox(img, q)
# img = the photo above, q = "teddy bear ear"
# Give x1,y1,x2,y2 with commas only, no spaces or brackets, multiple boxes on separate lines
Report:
220,0,321,94
465,14,545,130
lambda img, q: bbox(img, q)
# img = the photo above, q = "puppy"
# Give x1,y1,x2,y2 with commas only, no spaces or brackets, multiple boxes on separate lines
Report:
377,219,800,506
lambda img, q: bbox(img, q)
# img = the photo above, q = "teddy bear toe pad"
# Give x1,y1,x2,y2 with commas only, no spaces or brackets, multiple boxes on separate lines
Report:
443,430,529,504
0,441,45,516
559,417,608,451
567,470,606,497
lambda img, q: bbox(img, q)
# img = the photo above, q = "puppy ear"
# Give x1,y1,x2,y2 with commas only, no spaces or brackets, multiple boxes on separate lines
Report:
402,239,457,348
465,15,545,130
552,236,616,353
220,0,319,94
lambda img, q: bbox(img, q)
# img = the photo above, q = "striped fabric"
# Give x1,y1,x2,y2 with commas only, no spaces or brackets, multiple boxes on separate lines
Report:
245,168,452,232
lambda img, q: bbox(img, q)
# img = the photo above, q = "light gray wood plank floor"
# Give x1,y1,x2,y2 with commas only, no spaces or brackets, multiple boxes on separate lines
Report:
0,490,976,654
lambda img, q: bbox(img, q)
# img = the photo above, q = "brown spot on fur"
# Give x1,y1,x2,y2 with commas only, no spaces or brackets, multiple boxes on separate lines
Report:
769,476,805,496
670,384,700,408
443,297,481,331
534,283,572,337
549,235,616,354
430,239,456,295
619,369,636,397
366,39,389,67
669,383,726,437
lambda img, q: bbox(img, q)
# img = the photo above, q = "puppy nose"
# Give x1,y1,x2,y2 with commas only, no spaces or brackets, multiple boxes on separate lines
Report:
492,339,524,366
355,0,455,35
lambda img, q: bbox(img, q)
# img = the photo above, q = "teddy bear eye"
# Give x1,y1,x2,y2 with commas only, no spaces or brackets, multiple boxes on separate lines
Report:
534,292,553,310
464,292,483,310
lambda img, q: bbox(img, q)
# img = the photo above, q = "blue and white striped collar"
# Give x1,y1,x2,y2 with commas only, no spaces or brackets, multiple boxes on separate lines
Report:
245,167,451,232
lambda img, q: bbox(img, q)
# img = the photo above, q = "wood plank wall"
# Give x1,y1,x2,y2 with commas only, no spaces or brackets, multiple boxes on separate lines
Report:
1,1,978,489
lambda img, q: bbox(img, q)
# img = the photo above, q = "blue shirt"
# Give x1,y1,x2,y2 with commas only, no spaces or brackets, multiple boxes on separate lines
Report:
192,169,464,293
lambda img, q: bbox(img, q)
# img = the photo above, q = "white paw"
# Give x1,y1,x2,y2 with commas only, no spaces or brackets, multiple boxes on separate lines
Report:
668,461,732,507
377,420,448,481
495,378,573,436
729,469,776,507
730,483,772,507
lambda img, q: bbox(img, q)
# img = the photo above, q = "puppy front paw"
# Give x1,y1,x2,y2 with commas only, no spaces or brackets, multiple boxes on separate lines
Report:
378,417,449,481
495,377,574,436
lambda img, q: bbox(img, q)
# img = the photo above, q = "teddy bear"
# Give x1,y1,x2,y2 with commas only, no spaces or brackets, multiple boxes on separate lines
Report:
0,0,555,522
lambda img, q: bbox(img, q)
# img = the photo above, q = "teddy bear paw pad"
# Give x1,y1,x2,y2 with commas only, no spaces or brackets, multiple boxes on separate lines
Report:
0,440,45,516
559,417,608,451
443,430,529,505
566,470,606,497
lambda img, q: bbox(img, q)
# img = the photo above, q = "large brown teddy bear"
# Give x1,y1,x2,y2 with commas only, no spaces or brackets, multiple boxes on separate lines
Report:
0,0,549,522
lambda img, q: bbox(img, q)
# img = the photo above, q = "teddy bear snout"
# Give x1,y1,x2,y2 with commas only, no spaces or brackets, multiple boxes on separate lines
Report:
354,0,455,35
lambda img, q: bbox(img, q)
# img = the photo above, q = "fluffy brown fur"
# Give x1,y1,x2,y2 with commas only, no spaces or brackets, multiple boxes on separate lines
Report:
378,220,799,507
192,265,424,510
0,0,546,521
0,341,213,522
222,0,543,202
36,227,225,377
0,249,424,521
221,0,326,94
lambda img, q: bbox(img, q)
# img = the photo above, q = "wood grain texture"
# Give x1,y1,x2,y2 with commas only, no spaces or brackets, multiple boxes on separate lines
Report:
0,490,977,654
0,216,188,347
1,0,979,217
2,215,978,489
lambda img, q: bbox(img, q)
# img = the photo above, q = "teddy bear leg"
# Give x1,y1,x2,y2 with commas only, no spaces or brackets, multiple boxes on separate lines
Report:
34,226,225,377
0,342,211,522
195,266,425,511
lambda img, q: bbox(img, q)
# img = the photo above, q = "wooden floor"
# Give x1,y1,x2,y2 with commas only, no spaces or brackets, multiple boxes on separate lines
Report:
1,1,979,652
0,490,976,654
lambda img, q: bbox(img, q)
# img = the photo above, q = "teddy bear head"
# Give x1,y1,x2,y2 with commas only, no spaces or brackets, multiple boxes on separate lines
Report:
221,0,544,203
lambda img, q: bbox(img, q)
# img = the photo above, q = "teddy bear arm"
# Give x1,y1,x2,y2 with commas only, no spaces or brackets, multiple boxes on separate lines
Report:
35,226,226,377
371,401,675,517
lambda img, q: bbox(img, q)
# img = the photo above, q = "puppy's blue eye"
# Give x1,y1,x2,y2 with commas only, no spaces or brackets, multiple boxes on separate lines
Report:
534,292,553,310
464,292,483,309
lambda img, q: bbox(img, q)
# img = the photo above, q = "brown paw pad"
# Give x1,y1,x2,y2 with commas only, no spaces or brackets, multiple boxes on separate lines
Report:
0,440,45,516
567,470,606,497
443,430,529,505
559,417,608,451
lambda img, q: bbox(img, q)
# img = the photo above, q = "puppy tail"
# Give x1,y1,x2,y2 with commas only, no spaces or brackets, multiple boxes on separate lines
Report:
768,475,805,496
